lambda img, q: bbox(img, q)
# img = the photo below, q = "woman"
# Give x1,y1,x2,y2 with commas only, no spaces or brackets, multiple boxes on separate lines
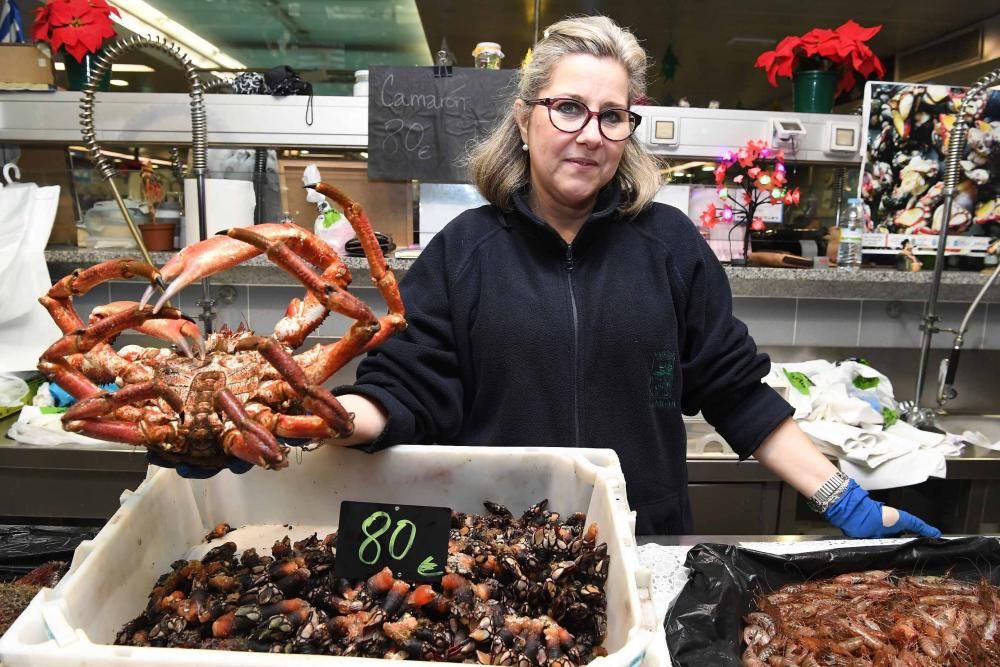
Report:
166,16,938,538
324,16,940,538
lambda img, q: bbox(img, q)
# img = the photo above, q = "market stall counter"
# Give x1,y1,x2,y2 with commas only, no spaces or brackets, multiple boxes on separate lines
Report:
6,412,1000,535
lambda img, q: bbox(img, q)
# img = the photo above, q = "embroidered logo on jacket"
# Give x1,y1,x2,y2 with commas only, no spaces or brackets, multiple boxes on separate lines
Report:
649,350,678,409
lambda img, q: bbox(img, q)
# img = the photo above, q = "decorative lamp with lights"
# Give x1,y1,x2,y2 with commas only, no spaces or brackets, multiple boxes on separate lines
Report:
699,140,801,265
754,20,885,113
31,0,119,91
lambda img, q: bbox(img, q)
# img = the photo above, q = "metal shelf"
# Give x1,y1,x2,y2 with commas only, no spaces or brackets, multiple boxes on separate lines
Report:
0,91,366,147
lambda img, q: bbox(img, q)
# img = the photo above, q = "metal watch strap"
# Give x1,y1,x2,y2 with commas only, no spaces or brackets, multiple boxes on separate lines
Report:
806,471,850,514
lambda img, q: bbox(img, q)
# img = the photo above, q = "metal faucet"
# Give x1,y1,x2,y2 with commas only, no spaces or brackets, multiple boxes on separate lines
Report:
79,35,216,333
907,66,1000,426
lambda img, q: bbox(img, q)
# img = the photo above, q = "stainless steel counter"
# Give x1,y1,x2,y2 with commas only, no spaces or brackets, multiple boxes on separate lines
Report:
4,411,1000,528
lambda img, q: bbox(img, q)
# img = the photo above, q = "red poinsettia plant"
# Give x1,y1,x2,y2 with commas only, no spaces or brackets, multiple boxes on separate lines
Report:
32,0,119,64
754,20,885,96
699,139,800,262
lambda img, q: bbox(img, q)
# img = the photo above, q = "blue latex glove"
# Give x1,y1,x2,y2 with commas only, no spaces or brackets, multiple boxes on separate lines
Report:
50,381,118,407
824,479,942,538
146,437,310,478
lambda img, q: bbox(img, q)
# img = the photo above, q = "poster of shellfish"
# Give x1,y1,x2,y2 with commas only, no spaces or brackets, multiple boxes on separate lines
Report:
859,81,1000,237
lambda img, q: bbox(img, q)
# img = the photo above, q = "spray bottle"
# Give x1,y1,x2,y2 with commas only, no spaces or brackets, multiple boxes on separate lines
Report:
302,164,355,255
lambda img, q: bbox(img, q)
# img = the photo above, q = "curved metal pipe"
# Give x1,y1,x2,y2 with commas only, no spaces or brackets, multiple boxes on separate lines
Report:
79,35,215,332
912,66,1000,411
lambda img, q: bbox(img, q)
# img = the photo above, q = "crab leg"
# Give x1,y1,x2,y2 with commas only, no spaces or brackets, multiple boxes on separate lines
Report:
301,183,407,383
234,336,353,437
41,305,189,360
90,302,206,358
39,305,191,402
215,389,289,469
226,228,375,325
41,259,163,333
61,418,174,446
63,381,185,422
308,183,405,318
143,223,351,314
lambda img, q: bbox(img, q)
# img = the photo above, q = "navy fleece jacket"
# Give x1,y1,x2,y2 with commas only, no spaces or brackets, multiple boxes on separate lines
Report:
339,184,793,534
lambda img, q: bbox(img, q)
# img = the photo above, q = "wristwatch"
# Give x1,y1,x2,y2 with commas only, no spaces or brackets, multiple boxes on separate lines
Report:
806,471,851,514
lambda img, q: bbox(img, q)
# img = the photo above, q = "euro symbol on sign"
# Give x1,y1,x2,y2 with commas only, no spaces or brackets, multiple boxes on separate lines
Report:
417,556,443,576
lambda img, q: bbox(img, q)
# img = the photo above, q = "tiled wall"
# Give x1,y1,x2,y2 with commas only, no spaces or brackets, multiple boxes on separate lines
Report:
68,282,997,409
734,297,999,350
72,283,998,352
74,282,388,341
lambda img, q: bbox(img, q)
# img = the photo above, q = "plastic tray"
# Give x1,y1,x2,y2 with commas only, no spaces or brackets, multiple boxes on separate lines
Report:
0,445,666,666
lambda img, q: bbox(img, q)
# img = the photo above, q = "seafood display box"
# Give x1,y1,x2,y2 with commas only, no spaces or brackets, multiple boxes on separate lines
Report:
0,445,665,667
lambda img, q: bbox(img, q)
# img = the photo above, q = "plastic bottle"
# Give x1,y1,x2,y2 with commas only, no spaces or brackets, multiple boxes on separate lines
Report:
353,70,369,97
836,198,864,271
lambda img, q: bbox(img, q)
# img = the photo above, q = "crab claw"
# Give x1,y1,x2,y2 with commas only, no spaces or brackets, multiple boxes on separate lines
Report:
141,234,267,313
91,302,205,358
143,223,343,314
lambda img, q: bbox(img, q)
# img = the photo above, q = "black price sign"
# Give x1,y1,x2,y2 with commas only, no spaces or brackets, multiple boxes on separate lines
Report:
367,66,517,182
334,500,451,582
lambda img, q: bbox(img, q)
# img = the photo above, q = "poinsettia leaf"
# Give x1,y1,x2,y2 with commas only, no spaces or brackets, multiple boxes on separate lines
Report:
79,26,104,53
65,41,90,63
754,51,776,69
774,35,801,55
53,0,94,25
52,25,79,47
836,20,881,43
774,57,795,80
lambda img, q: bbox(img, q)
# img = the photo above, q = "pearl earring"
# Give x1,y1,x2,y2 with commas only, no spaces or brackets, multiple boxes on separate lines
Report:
522,143,529,151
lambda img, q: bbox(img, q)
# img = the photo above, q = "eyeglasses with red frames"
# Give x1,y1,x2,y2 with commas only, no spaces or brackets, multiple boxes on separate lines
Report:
523,97,642,141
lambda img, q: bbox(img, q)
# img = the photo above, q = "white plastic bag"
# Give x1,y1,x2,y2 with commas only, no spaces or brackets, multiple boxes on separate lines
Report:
0,181,62,371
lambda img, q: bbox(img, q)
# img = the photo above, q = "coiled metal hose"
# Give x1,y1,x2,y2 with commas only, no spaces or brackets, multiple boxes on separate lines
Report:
78,35,215,332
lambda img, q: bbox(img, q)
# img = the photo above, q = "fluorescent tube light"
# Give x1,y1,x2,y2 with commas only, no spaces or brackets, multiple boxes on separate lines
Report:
54,63,155,72
110,0,245,71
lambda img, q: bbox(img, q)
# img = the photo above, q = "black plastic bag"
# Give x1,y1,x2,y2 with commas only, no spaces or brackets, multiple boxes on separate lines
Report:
0,525,100,580
345,232,396,258
263,65,314,125
665,537,1000,666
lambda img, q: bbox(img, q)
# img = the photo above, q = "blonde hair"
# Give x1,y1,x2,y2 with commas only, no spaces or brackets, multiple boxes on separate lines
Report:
467,15,661,217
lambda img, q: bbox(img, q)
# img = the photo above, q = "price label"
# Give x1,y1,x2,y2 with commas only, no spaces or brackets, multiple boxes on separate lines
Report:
334,501,451,582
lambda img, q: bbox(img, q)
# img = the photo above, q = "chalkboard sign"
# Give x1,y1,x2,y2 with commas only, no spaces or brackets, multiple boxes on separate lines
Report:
333,500,451,582
368,66,517,182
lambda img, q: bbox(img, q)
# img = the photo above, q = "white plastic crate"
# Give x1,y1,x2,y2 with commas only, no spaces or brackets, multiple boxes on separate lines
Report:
0,445,666,666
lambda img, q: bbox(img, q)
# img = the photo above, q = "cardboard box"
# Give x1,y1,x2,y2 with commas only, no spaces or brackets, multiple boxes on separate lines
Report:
0,44,55,91
278,159,415,249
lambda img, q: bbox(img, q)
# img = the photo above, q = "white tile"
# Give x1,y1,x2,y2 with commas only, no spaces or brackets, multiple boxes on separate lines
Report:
732,297,796,346
796,299,861,347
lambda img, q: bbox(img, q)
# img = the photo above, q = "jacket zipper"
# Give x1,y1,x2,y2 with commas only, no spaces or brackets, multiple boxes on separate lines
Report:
565,244,580,447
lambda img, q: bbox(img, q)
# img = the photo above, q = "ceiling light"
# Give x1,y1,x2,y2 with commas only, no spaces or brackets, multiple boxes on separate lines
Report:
110,0,245,71
67,145,172,166
54,63,155,72
110,79,130,87
700,165,715,172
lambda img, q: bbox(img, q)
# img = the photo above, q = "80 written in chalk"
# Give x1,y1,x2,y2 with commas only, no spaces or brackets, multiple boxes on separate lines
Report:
334,500,451,582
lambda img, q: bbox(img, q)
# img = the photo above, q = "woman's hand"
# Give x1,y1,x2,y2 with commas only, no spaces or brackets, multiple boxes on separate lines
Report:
823,479,942,538
753,417,942,538
148,394,389,478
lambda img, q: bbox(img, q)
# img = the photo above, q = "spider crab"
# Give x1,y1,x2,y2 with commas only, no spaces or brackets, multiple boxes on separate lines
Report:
37,182,405,471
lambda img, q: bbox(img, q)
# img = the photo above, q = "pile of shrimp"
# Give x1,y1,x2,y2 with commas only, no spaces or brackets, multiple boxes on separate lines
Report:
742,570,1000,666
